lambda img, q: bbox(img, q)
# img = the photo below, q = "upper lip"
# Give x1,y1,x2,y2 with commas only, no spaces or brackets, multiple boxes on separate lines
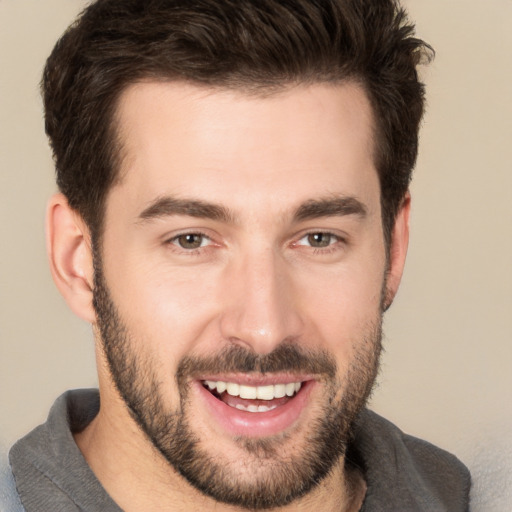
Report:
196,373,313,386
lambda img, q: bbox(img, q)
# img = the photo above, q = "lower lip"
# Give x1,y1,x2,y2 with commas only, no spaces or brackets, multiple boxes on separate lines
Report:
195,380,314,438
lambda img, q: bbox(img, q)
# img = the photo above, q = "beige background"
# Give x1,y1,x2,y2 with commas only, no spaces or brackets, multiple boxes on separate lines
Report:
1,0,511,509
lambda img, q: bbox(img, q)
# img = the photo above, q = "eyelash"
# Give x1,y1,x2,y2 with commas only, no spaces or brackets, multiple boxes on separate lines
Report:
165,231,214,255
164,230,346,256
294,231,345,254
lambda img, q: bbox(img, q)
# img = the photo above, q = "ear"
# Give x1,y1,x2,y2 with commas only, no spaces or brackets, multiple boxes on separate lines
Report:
46,193,96,323
383,192,411,310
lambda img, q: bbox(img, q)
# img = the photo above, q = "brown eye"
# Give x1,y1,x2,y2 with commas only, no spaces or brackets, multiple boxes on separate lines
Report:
306,233,333,248
176,233,205,249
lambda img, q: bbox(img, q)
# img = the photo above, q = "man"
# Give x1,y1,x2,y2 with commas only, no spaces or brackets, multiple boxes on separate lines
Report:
7,0,470,510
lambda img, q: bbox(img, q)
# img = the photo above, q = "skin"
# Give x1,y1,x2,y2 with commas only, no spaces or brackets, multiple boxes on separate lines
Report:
47,81,410,511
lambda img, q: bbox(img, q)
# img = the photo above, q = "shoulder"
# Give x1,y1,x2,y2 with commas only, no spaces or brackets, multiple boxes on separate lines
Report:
8,389,121,512
0,448,25,512
351,409,471,512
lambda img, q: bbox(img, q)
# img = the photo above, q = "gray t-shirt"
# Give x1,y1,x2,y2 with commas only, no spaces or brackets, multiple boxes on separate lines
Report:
8,389,470,511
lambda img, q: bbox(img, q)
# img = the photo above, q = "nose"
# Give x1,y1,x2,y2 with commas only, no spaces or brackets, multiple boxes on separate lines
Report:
219,248,304,355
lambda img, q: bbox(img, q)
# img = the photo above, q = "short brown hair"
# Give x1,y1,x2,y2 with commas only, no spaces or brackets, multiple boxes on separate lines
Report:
43,0,432,243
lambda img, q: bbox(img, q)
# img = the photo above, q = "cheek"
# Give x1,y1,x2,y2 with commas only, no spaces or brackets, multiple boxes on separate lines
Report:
102,224,386,372
295,260,385,352
110,262,225,362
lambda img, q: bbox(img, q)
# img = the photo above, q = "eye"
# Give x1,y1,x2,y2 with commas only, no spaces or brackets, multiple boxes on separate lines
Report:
306,232,334,248
297,232,339,248
171,233,210,250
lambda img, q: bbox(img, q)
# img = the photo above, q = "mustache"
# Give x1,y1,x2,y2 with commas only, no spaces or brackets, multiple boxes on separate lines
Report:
176,343,337,381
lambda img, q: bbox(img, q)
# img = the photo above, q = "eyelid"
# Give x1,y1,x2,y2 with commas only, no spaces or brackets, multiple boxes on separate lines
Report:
164,229,216,253
289,229,349,257
294,230,345,245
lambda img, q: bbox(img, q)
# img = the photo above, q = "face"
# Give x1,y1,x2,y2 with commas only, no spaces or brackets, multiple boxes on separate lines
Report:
94,82,396,509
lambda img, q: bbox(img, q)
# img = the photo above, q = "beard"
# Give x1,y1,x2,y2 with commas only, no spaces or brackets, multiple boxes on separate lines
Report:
92,258,383,510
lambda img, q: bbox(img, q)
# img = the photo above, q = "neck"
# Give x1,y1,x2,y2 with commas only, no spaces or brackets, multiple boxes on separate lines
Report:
74,398,366,512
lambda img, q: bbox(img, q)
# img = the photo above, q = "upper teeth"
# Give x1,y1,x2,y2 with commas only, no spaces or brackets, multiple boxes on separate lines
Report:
204,380,302,400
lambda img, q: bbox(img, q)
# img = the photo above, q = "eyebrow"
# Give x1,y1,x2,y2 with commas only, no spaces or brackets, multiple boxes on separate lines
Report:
293,196,367,222
137,194,367,225
138,196,236,223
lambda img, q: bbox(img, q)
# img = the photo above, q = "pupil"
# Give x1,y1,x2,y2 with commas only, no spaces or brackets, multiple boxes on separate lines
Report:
179,234,202,249
308,233,330,247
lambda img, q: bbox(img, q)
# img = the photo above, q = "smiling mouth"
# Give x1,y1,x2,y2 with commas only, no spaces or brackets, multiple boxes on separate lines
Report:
202,380,303,413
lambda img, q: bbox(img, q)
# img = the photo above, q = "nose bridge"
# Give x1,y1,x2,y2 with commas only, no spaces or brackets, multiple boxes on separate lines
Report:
219,244,303,354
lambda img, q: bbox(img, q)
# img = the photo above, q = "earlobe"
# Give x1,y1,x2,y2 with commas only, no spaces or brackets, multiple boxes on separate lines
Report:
383,192,411,311
46,193,96,323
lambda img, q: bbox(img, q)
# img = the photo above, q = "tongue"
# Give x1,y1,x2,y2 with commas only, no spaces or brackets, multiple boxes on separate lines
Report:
220,391,292,409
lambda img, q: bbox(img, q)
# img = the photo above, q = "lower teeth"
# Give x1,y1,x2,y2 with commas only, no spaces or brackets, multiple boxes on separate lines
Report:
205,386,297,413
234,403,278,413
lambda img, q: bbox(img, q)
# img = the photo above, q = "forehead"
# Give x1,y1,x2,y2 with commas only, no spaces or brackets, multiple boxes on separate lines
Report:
111,80,378,218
